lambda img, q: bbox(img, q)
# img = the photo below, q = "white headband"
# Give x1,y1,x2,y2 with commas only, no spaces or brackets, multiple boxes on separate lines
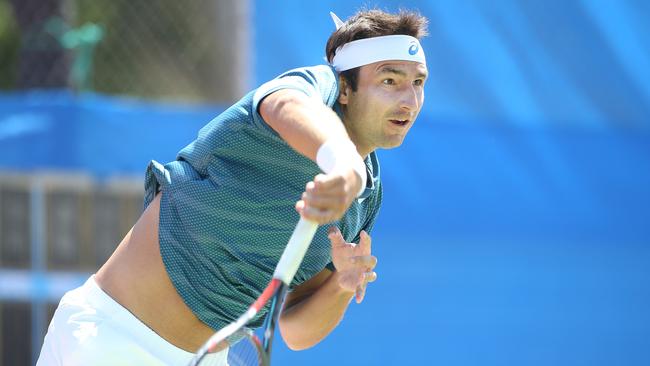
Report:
331,35,426,71
328,12,427,72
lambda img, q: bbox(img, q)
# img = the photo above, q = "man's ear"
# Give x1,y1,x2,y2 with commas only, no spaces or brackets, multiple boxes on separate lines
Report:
338,76,351,105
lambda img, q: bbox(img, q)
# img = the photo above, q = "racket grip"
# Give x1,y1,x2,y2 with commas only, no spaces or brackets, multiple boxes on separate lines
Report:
273,218,318,284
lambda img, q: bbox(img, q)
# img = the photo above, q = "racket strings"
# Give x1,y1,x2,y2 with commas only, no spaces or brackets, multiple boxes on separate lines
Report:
227,335,264,366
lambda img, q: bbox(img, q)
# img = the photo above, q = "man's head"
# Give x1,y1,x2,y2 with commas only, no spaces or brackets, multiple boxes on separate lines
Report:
325,9,429,157
326,10,429,91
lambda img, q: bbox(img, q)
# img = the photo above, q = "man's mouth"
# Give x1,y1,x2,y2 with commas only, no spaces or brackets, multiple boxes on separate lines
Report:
389,118,410,126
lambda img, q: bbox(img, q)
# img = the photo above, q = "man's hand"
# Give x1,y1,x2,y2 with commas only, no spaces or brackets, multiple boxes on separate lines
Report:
295,169,362,225
328,227,377,303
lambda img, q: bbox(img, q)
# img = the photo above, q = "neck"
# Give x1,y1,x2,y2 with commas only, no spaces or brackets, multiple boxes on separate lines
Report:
339,106,371,159
341,119,371,159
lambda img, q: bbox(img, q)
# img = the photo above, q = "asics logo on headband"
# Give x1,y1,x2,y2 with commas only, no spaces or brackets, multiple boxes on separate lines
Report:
408,42,419,55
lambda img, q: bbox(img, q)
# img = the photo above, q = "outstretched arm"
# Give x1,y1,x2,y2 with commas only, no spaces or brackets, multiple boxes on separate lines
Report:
278,228,377,350
259,89,364,224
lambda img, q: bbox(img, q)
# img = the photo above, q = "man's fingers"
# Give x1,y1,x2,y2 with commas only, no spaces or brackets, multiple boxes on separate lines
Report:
303,206,339,224
300,177,350,223
350,255,377,270
328,226,346,247
355,271,376,304
294,200,307,216
310,173,359,200
297,201,340,224
355,285,366,304
302,191,347,210
365,271,377,283
358,230,372,253
300,171,359,225
313,173,346,190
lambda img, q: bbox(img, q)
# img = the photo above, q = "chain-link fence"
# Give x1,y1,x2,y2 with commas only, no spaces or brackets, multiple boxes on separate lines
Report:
0,0,250,103
1,2,251,363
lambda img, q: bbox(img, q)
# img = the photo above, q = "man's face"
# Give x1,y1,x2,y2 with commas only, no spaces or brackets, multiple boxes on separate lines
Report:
338,60,428,157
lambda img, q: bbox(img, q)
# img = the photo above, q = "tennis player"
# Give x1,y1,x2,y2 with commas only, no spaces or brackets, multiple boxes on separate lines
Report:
37,9,428,365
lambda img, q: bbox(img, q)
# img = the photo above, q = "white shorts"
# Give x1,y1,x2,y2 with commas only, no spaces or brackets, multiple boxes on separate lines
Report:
36,276,228,366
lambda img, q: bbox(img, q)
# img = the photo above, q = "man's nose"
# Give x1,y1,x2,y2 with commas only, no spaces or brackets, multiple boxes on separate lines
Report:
399,85,419,112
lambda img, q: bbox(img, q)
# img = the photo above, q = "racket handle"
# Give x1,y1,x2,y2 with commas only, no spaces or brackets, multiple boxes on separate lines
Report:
273,218,318,284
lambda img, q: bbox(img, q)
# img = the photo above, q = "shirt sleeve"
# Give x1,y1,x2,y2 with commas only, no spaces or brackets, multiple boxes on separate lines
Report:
251,65,340,135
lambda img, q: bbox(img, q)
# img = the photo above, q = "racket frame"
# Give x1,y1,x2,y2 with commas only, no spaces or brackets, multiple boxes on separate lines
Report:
189,218,318,366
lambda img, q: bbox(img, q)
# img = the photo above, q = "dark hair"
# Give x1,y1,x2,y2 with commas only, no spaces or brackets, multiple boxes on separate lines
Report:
326,9,429,91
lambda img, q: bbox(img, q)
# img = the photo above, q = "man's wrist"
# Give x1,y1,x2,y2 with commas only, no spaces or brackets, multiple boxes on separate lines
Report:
316,138,367,196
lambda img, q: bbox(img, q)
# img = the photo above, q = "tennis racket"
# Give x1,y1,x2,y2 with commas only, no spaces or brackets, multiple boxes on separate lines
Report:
189,217,319,366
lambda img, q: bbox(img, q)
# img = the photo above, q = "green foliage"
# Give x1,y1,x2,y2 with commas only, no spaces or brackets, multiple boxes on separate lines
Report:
72,0,228,101
0,0,234,102
0,0,19,89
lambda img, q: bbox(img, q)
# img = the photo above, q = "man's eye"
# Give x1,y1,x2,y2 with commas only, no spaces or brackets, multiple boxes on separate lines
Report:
413,79,424,86
382,79,395,85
